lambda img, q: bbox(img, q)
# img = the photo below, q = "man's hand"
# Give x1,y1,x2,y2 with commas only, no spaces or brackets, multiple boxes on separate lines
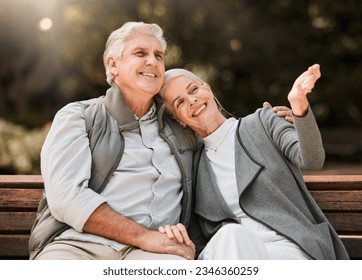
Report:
263,102,294,124
139,229,195,260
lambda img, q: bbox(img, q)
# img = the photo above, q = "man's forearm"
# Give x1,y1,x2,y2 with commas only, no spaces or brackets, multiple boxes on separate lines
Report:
83,203,147,248
82,203,195,259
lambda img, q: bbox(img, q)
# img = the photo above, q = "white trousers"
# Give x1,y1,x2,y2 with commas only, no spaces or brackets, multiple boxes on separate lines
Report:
198,223,311,260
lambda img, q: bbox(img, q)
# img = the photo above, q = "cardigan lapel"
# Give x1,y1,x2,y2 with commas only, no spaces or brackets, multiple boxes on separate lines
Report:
235,119,265,196
194,119,265,221
194,150,235,221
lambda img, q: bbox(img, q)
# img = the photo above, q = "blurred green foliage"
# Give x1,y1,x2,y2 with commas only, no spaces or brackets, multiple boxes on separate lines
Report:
0,118,49,174
0,0,361,174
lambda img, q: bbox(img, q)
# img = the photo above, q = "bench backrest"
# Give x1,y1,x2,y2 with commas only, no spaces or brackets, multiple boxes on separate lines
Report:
0,175,361,259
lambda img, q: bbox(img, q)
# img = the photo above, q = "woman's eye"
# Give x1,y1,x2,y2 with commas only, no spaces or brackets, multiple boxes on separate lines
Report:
176,100,184,108
190,86,198,93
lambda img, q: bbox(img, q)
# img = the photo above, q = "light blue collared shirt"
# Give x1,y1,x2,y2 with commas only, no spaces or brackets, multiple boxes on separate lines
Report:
53,102,182,251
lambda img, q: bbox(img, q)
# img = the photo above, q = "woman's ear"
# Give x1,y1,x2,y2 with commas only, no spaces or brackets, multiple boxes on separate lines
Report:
178,121,187,128
203,82,211,90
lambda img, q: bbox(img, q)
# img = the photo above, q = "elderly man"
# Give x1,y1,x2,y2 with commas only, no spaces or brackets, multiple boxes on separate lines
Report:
29,22,196,260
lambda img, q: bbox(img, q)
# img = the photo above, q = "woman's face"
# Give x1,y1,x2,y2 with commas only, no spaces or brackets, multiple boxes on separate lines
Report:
161,75,222,136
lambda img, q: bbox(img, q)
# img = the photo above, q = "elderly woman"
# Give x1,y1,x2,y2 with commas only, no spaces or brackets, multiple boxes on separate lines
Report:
158,65,349,260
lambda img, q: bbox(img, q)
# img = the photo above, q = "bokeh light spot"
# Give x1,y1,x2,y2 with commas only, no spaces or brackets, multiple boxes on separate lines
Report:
39,18,52,31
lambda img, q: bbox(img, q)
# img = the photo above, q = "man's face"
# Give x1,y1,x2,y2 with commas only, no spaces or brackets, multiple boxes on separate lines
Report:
111,31,165,98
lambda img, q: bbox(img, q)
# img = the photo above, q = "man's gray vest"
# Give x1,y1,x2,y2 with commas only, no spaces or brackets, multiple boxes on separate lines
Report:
28,92,196,259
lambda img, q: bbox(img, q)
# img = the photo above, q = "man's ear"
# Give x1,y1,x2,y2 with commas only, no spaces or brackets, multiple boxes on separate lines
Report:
107,57,118,76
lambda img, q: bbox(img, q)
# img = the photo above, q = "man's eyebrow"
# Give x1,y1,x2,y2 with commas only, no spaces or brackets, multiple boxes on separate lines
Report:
155,50,164,56
132,46,146,51
132,47,164,54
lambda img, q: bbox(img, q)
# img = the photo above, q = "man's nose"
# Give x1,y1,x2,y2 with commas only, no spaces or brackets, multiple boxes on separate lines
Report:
145,54,157,65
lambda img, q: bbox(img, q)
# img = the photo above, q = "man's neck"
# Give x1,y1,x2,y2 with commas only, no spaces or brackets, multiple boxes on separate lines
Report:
114,82,156,119
124,94,154,119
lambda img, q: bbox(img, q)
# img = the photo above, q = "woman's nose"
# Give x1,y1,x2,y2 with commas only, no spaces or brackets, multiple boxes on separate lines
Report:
188,96,198,106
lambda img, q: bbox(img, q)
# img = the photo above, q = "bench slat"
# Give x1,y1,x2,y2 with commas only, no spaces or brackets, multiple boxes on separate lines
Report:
0,212,36,232
0,235,30,259
326,213,362,233
0,175,43,189
315,201,362,211
340,236,362,260
310,189,362,211
0,189,43,209
304,175,362,190
310,190,362,211
310,190,362,202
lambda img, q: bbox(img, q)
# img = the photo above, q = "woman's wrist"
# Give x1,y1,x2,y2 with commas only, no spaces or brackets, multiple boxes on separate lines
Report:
289,97,309,117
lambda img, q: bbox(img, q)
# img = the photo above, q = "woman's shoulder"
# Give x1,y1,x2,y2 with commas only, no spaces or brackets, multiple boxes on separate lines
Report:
239,106,274,126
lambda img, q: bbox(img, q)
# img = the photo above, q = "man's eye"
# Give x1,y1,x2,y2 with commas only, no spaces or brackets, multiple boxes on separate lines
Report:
135,51,145,56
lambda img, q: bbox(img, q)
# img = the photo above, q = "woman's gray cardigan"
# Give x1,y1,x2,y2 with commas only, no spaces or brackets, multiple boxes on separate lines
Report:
190,106,349,260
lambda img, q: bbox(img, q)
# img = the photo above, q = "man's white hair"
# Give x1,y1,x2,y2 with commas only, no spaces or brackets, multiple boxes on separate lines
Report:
103,22,167,85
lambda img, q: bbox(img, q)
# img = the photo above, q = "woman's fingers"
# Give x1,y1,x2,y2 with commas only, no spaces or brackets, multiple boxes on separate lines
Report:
158,224,191,245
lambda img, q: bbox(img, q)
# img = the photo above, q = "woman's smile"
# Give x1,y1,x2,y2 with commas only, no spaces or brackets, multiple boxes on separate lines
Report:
192,104,207,117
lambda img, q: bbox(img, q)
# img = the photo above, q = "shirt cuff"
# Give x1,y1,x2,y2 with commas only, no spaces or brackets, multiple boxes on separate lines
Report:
64,189,107,232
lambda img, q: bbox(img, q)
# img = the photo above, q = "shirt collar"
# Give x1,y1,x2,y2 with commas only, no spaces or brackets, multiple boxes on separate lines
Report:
135,102,157,121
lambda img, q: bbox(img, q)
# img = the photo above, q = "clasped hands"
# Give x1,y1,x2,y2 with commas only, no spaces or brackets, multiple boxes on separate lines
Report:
138,224,195,260
157,223,195,259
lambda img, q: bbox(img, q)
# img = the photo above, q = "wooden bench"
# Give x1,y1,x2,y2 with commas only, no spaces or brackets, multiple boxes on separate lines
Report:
0,175,361,259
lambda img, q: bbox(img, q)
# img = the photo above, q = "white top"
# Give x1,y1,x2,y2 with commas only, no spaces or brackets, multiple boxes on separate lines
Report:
202,117,301,250
203,117,245,218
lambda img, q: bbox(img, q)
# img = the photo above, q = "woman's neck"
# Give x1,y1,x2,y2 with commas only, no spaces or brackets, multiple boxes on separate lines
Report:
195,115,227,138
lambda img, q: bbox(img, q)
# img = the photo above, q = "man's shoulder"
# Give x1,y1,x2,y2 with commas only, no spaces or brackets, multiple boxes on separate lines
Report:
79,95,105,106
55,95,105,115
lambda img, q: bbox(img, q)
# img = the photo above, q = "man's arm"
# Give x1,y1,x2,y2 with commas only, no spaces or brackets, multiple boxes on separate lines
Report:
83,203,195,259
43,103,194,259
